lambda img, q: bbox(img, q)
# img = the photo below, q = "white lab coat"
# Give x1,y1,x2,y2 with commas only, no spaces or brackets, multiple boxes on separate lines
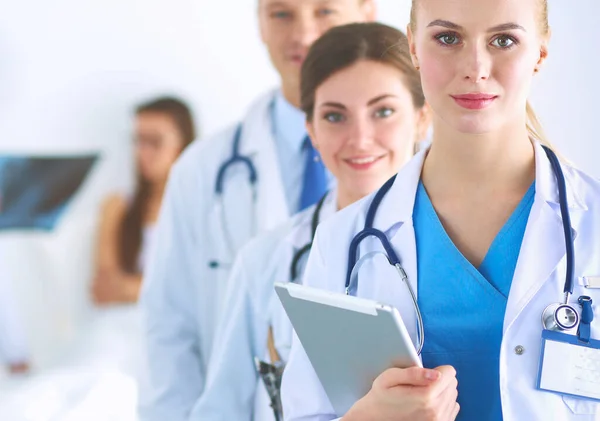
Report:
282,142,600,421
189,190,337,421
139,89,295,421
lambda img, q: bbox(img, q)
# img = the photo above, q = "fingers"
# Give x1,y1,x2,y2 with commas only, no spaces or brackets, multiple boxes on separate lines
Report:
438,383,459,420
428,365,457,398
449,403,460,421
374,366,442,389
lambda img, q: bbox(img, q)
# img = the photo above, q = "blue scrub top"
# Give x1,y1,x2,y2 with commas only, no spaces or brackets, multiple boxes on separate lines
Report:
413,181,535,421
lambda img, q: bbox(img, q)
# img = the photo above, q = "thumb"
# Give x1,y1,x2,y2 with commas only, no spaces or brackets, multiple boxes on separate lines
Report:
374,366,441,389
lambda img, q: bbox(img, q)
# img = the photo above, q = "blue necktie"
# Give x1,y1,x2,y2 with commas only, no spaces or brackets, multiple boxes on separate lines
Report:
299,136,328,211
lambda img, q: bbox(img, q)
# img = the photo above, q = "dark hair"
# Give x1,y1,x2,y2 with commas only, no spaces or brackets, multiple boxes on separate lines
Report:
119,96,196,273
301,22,425,121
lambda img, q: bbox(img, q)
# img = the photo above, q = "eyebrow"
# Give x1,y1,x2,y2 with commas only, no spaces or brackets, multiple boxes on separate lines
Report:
319,94,398,110
426,20,526,33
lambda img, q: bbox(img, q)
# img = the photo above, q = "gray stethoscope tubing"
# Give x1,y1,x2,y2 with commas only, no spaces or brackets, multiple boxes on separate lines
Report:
345,174,425,355
348,250,425,355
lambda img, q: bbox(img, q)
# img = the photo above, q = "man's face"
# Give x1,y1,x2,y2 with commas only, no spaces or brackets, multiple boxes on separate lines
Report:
259,0,375,98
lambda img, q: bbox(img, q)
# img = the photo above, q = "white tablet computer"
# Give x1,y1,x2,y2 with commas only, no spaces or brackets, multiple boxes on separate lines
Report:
275,282,421,416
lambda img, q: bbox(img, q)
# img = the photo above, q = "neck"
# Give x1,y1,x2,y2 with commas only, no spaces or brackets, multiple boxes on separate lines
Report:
281,79,301,109
148,180,166,201
422,117,535,196
422,119,535,197
337,187,365,211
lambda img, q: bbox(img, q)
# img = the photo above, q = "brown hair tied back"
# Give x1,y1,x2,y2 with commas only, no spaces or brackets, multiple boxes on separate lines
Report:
301,22,425,122
119,97,196,274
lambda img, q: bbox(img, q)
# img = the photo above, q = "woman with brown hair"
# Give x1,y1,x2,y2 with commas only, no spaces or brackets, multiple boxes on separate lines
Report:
92,97,195,305
190,22,429,421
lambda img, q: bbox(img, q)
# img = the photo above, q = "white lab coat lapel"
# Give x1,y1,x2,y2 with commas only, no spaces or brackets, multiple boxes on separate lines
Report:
242,89,292,233
355,150,428,348
504,143,588,331
288,190,338,253
273,190,338,287
271,191,338,362
212,89,292,262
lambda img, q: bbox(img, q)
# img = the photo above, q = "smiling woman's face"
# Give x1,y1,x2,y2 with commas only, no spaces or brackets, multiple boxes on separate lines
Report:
308,59,426,200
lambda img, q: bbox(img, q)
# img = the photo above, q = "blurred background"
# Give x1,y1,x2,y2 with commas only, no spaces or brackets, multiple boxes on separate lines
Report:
0,0,598,420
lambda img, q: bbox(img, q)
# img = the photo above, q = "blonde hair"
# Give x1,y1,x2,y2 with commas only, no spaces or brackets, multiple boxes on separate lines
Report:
410,0,554,149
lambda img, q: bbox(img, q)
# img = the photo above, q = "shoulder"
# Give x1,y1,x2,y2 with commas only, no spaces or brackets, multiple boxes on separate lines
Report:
238,218,298,265
168,89,277,185
100,193,128,220
564,163,600,211
171,124,238,180
232,218,297,293
313,192,372,250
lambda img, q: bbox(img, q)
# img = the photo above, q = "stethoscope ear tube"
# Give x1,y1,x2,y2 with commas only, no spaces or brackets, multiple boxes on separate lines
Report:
542,146,574,298
540,146,580,333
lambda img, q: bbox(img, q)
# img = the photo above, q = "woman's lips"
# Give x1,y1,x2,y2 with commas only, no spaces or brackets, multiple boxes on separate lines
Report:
451,93,498,110
344,154,385,170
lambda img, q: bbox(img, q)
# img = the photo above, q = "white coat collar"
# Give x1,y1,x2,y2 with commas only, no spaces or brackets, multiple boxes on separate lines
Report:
238,88,294,228
370,140,588,235
533,141,587,211
287,189,338,250
237,88,278,156
370,148,428,234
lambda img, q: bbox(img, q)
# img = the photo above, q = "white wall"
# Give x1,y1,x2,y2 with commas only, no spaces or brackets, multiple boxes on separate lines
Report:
0,0,411,369
530,0,600,175
0,0,598,368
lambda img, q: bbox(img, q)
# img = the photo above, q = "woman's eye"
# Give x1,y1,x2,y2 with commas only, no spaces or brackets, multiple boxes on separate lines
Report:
316,8,335,17
324,112,345,123
436,33,460,46
375,108,394,118
271,10,291,20
491,35,516,49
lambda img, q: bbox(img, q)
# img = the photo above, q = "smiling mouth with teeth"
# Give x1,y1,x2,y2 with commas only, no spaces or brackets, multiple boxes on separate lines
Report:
347,155,385,165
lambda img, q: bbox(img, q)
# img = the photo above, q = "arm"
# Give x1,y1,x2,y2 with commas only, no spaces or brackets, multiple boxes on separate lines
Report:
92,195,142,304
0,271,30,373
189,247,269,421
138,160,206,421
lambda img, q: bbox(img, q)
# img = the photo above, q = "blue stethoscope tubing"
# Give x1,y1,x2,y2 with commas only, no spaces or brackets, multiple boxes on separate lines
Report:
214,124,259,259
344,145,578,355
290,192,328,282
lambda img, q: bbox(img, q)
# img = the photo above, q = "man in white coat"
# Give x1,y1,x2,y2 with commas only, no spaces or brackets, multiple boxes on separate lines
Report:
138,1,376,420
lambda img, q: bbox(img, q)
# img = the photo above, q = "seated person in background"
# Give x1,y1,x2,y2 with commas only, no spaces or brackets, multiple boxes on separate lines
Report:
92,97,196,305
0,270,30,375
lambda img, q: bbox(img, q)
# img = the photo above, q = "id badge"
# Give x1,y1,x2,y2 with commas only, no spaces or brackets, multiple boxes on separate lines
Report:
536,330,600,401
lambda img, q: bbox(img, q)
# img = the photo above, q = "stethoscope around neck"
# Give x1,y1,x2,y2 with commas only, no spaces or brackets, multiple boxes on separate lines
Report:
289,193,328,282
210,124,259,267
343,145,582,356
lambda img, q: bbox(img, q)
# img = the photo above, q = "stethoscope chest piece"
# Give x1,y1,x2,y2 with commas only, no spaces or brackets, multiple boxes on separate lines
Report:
542,302,580,331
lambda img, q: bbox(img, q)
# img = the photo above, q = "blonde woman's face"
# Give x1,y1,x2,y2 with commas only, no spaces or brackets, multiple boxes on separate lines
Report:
409,0,548,134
